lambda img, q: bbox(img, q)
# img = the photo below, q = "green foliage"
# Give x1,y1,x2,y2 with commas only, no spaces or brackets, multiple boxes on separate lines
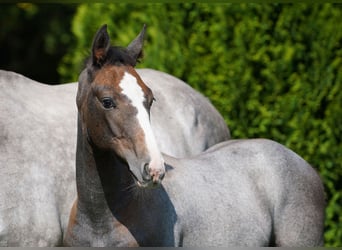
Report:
59,4,342,246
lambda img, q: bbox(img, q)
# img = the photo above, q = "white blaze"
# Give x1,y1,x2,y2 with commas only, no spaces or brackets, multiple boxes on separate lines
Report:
119,72,164,172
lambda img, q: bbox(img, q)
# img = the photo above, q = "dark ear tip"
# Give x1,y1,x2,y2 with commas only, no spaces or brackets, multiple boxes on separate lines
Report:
93,24,109,42
142,24,147,34
99,24,108,33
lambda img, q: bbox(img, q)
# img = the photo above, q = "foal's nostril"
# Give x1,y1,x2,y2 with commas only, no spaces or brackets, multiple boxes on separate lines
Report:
143,163,149,173
142,163,151,181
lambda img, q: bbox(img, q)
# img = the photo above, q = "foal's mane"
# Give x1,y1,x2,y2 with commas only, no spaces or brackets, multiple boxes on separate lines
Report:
85,45,141,82
88,46,141,68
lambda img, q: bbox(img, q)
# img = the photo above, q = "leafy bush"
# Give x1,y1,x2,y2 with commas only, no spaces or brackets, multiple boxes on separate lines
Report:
59,3,342,246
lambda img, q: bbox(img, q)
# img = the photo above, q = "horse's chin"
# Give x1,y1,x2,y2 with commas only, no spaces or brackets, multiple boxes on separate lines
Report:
136,179,161,189
128,168,162,189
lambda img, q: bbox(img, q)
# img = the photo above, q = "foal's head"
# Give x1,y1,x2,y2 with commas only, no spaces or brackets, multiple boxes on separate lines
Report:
77,24,165,188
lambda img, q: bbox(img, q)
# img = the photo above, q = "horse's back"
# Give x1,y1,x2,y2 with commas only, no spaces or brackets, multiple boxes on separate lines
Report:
164,139,325,246
137,68,230,157
0,70,77,246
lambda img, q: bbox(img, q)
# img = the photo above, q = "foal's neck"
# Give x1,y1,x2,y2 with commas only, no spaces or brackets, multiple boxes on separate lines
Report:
73,124,178,246
75,126,134,223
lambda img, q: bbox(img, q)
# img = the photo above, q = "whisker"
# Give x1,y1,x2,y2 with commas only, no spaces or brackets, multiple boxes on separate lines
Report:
122,182,137,192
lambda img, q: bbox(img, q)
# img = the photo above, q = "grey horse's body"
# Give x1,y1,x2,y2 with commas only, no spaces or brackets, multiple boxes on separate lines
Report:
162,139,325,246
0,69,229,246
0,71,77,246
66,139,325,246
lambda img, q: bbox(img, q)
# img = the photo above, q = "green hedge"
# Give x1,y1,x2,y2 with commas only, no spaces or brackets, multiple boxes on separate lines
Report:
59,4,342,246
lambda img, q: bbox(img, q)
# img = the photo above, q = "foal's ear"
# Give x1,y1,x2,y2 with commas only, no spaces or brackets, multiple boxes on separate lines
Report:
91,24,110,67
127,24,146,63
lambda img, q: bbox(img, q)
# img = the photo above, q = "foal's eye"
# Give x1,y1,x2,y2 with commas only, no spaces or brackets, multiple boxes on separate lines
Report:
101,97,116,109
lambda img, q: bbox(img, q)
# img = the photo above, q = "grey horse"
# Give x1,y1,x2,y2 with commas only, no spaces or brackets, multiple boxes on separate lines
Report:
64,24,325,247
0,26,229,246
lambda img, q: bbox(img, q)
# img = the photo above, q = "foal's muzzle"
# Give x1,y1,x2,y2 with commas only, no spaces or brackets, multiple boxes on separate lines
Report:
140,163,165,188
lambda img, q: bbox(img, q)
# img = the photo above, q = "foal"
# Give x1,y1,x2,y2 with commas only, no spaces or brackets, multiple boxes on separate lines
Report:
64,25,325,246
